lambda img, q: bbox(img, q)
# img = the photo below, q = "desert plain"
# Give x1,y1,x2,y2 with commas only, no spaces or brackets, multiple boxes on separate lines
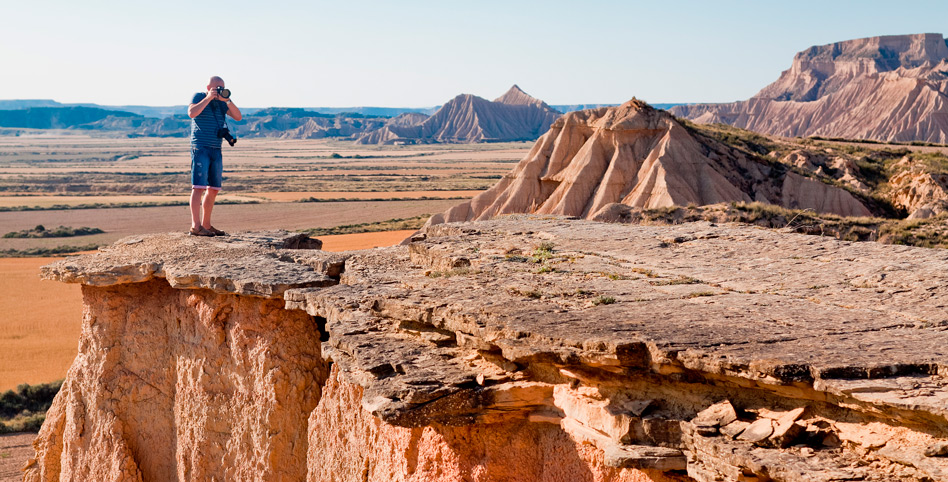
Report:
0,133,529,390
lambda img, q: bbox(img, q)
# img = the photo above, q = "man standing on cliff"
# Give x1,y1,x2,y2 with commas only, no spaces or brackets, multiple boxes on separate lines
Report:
187,76,241,236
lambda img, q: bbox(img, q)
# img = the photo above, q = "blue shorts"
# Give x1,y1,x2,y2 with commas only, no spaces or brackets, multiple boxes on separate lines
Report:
191,146,223,190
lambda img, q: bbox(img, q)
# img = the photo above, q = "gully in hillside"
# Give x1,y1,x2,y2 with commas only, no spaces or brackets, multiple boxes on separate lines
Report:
187,76,241,237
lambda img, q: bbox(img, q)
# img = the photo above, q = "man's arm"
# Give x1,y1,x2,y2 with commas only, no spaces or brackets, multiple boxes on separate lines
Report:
224,100,242,121
187,91,219,118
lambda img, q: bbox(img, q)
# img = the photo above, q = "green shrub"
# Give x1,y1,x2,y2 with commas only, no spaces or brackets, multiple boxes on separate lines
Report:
0,380,62,433
3,225,104,238
0,380,62,419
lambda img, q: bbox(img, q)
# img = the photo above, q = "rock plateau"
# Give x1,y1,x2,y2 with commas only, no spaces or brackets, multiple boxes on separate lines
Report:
25,218,948,481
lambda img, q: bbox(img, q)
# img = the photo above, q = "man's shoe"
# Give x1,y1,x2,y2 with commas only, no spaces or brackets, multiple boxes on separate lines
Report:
207,226,226,236
189,226,215,237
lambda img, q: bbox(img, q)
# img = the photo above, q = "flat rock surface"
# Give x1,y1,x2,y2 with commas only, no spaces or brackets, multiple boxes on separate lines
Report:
48,216,948,423
283,216,948,422
41,231,337,298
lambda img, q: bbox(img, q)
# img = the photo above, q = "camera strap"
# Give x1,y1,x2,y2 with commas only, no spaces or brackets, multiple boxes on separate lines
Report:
212,99,227,132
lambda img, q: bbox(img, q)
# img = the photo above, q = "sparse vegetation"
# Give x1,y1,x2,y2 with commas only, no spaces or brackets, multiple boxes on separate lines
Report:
685,291,717,299
530,242,555,263
296,196,470,203
0,199,258,212
507,287,543,299
649,276,701,286
1,244,99,258
300,215,429,236
426,267,476,278
4,225,104,238
0,380,62,433
629,267,658,278
592,295,616,305
620,202,948,249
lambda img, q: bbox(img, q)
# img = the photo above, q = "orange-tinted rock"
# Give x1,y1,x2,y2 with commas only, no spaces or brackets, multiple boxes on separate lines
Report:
24,279,326,482
307,364,676,482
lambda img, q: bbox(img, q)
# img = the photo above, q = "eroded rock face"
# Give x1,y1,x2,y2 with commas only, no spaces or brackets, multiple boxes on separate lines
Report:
672,33,948,143
355,85,561,145
30,222,948,481
26,280,326,482
889,160,948,218
429,100,871,226
307,364,675,482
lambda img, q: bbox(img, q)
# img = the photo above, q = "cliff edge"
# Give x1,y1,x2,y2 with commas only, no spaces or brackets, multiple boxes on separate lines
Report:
24,219,948,481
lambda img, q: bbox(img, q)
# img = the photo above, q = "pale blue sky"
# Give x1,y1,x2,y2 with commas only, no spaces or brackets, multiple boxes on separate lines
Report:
0,0,945,107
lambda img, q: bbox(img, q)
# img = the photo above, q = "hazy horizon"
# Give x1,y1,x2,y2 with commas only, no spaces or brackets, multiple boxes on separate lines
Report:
2,0,947,108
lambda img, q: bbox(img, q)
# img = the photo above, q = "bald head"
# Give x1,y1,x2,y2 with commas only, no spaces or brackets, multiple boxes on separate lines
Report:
208,76,225,89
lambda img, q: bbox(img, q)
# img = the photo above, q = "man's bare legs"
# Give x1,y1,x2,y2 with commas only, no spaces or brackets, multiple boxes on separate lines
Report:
190,188,219,230
201,188,218,229
190,188,206,230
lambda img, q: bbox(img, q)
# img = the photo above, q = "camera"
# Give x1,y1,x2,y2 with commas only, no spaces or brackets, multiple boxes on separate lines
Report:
218,126,237,147
216,86,231,99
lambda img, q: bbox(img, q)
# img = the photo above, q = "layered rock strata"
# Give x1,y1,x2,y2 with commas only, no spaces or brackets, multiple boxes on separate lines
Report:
355,85,561,144
29,218,948,481
430,100,871,226
672,33,948,143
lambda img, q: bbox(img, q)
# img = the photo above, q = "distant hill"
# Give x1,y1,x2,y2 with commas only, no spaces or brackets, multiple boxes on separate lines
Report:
298,106,438,116
239,108,390,139
355,85,562,144
0,107,140,129
0,89,675,143
0,100,187,119
672,33,948,143
550,103,684,113
0,100,436,119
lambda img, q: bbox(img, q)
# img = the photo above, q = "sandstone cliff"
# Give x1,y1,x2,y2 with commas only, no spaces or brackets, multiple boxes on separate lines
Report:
355,85,562,144
26,219,948,481
672,33,948,143
429,99,872,226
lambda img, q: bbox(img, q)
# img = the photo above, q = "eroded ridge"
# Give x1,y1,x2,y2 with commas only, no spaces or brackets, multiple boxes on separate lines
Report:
33,220,948,481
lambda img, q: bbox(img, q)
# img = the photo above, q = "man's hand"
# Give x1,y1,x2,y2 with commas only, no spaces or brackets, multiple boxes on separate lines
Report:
206,89,220,101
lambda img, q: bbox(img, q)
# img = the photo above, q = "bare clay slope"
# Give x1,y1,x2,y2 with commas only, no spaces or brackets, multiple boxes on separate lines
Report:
431,99,871,225
355,85,562,144
672,33,948,143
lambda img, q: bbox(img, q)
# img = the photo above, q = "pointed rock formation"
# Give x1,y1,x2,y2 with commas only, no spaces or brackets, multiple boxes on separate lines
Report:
355,85,561,144
672,33,948,143
493,84,552,109
430,99,871,225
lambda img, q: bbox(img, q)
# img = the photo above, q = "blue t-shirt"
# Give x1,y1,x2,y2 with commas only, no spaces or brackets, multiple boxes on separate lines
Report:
190,92,229,148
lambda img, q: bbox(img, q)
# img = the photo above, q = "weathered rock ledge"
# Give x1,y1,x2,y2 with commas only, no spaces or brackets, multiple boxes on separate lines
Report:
27,217,948,481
